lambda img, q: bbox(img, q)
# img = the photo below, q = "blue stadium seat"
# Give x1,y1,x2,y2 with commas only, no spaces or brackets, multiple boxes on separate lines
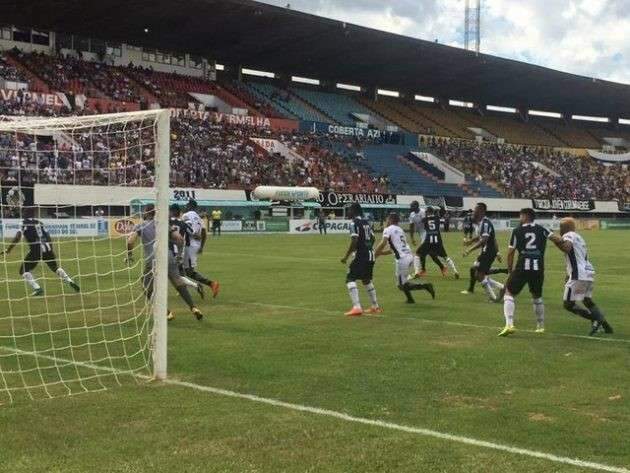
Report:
244,82,329,122
341,144,504,197
290,88,387,126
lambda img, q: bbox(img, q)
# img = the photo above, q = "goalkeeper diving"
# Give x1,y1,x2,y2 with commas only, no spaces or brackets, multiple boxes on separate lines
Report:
126,204,203,321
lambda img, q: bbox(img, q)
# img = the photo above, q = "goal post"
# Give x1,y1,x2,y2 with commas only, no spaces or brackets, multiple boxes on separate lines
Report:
153,109,170,380
0,109,170,403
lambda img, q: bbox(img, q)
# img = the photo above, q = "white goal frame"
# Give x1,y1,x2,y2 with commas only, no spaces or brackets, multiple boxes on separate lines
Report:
0,109,170,383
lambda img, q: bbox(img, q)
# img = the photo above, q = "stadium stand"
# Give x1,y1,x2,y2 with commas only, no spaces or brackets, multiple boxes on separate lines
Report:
220,81,285,119
290,87,390,127
453,110,563,147
533,118,602,148
124,66,213,108
2,45,630,201
423,136,630,201
345,144,467,197
243,81,330,123
11,52,152,104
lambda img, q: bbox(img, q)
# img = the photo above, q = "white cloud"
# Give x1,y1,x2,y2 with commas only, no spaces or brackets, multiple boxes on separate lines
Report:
259,0,630,84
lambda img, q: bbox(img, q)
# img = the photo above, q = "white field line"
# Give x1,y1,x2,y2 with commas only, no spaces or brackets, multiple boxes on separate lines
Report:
230,301,630,345
0,345,628,473
210,251,628,276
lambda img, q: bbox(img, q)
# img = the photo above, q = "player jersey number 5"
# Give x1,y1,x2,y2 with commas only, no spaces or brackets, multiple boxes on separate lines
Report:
426,220,439,244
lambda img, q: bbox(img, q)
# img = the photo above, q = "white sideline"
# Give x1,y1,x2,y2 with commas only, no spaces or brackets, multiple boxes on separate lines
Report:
235,301,630,345
1,346,629,473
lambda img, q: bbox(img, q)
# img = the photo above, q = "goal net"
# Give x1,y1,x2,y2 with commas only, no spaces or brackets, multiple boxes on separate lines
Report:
0,110,170,404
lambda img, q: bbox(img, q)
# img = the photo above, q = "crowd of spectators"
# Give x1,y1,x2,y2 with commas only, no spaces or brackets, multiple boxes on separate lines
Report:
423,136,630,201
2,48,629,201
0,56,28,83
170,117,385,192
0,98,386,192
12,51,145,103
124,64,217,108
0,116,155,187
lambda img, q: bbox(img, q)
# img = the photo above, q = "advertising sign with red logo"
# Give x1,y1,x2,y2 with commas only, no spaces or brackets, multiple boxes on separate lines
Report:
109,218,139,237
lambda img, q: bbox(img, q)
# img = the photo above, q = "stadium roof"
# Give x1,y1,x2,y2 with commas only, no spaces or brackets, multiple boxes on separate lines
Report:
10,0,630,118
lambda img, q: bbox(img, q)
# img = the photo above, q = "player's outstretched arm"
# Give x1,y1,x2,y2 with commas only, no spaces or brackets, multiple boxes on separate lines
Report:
464,235,486,257
2,231,22,256
463,234,480,247
374,238,391,258
549,233,572,253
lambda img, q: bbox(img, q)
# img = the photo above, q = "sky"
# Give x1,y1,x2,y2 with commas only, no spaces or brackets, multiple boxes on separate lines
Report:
258,0,629,84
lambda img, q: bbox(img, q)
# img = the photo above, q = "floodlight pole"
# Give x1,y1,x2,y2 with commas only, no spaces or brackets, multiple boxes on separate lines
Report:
464,0,481,55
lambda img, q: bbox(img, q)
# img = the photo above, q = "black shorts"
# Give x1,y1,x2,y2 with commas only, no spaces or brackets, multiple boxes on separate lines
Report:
507,270,544,298
464,227,474,237
21,246,57,273
212,220,221,229
346,256,374,282
475,251,497,274
418,241,447,258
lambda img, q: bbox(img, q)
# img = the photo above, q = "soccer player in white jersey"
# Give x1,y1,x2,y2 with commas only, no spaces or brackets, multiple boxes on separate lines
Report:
182,199,220,298
549,217,613,336
408,200,426,276
375,213,435,304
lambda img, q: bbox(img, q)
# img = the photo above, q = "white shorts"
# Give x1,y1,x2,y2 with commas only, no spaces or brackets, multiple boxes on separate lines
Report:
184,240,201,269
394,254,414,286
564,279,594,302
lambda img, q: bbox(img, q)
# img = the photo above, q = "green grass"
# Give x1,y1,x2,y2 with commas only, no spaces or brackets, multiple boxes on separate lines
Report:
1,230,629,472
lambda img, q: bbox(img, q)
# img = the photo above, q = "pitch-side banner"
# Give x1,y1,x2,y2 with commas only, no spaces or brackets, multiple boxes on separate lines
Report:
289,219,353,234
0,218,108,238
318,191,397,208
532,199,595,212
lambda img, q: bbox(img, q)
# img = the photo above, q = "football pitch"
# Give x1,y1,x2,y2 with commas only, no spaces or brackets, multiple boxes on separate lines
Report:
1,230,629,473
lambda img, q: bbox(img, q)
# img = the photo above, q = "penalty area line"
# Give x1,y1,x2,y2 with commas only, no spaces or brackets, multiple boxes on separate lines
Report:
1,346,629,473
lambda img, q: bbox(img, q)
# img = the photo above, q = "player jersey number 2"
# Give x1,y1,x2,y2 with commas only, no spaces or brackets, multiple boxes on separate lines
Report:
523,232,539,271
524,232,537,250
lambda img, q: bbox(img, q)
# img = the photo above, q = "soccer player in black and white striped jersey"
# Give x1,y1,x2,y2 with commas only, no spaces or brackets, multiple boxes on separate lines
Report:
463,203,505,301
341,203,380,316
2,207,80,296
499,208,550,337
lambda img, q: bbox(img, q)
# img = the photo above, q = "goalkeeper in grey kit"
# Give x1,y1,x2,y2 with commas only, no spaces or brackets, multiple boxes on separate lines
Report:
126,204,203,321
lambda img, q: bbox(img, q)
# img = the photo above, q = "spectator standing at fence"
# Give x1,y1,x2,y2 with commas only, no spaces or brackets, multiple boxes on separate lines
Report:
318,209,327,235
